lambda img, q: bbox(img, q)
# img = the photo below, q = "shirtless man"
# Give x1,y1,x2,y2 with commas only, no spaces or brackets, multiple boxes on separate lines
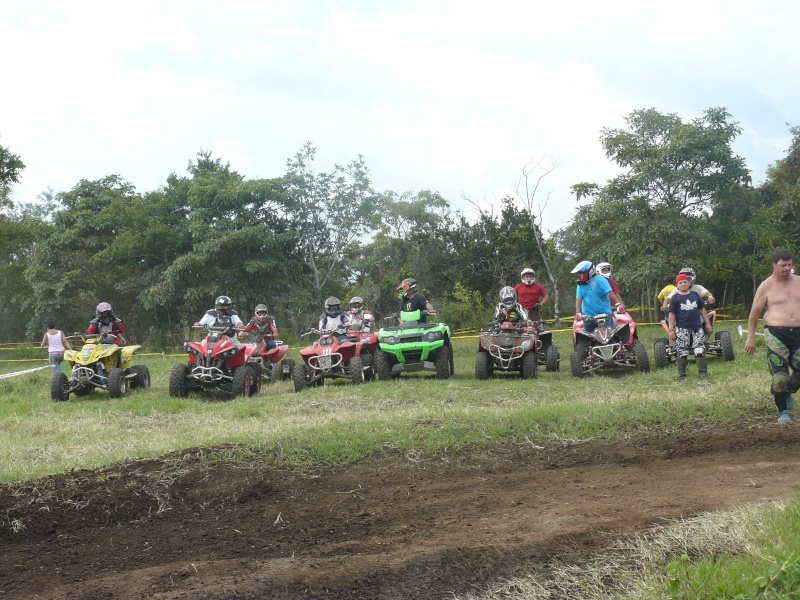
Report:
745,249,800,423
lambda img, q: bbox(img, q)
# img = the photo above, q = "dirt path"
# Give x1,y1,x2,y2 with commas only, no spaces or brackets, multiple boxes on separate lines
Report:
2,421,800,599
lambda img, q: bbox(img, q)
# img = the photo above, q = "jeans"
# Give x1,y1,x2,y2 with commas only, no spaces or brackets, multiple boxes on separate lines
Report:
49,353,64,374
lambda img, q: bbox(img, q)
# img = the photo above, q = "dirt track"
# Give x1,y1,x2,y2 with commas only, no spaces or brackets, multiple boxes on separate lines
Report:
2,420,800,599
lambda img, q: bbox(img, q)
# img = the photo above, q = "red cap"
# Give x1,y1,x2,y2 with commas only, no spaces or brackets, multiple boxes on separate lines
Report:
676,274,690,283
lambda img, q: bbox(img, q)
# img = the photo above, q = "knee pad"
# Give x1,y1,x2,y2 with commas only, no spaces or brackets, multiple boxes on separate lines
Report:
772,372,790,394
694,348,705,357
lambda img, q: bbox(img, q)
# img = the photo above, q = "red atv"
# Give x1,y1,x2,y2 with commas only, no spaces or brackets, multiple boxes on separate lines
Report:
249,339,295,383
345,321,379,378
475,321,539,379
291,327,371,392
570,311,650,377
169,325,260,397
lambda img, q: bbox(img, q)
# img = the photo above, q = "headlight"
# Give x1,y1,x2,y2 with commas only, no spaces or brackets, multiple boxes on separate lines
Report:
381,336,397,344
521,340,532,350
425,331,442,342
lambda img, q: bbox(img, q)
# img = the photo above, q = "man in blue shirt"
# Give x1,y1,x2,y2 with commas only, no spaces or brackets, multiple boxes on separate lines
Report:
572,260,616,333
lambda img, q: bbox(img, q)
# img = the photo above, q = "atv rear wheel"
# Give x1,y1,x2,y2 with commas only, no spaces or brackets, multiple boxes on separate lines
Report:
717,331,735,361
633,340,650,372
232,365,256,397
653,339,669,369
169,363,190,398
521,351,538,379
361,353,374,381
51,372,69,402
349,356,365,384
108,367,128,398
374,348,393,381
292,363,308,392
545,345,560,372
280,359,296,381
570,348,588,378
435,345,452,380
128,365,151,389
474,350,490,380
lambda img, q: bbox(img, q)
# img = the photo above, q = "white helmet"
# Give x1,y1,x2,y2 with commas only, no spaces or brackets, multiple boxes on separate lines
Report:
679,267,696,284
499,286,517,309
520,268,536,285
596,262,612,278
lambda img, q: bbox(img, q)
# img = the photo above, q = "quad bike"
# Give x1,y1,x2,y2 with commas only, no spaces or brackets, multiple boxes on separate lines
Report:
373,310,454,380
345,321,379,378
475,320,539,379
169,325,260,397
248,338,294,383
51,333,150,401
653,310,734,369
531,320,561,372
291,327,371,392
570,311,650,377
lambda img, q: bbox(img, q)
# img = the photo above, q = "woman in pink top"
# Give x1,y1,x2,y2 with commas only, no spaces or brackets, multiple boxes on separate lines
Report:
40,321,73,374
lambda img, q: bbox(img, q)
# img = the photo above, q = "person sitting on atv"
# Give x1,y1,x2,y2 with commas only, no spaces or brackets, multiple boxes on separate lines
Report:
318,296,352,343
595,262,624,307
346,296,375,330
396,278,437,324
513,268,549,323
663,267,715,310
242,303,278,350
572,260,616,333
493,286,529,327
194,295,244,345
87,302,127,346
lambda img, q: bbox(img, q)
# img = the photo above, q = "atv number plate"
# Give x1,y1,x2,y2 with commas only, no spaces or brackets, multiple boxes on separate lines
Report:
318,355,331,369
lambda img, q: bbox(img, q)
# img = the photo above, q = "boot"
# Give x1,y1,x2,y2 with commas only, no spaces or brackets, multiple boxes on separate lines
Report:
696,354,708,379
677,356,688,382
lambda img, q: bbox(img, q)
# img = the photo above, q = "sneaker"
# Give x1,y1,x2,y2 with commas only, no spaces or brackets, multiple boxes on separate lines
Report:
699,372,709,379
788,395,795,410
778,410,792,424
677,374,687,382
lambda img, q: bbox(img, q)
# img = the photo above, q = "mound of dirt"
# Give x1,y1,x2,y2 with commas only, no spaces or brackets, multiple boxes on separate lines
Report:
2,421,799,599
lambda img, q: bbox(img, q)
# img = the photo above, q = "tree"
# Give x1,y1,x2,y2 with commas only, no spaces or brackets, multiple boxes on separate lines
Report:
0,137,25,210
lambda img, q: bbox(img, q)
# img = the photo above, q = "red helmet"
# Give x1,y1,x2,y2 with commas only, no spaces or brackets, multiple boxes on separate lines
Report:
396,278,418,299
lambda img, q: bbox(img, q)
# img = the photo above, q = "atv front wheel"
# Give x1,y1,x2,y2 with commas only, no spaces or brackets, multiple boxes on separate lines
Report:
434,345,452,380
349,356,365,384
373,348,393,381
108,367,128,398
545,345,560,372
570,348,588,378
232,365,256,397
169,363,190,398
633,340,650,372
653,339,669,369
51,372,69,402
474,350,490,380
292,363,308,392
717,331,735,361
521,351,538,379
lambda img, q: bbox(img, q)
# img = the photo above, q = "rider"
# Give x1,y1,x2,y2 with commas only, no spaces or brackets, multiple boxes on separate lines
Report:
87,302,127,346
242,303,279,351
572,260,616,333
318,296,352,343
513,267,549,323
494,286,529,326
397,278,437,324
194,295,244,345
595,262,624,307
346,296,375,330
663,267,715,310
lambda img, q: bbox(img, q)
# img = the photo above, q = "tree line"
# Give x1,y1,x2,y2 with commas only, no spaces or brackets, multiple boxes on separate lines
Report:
1,107,798,346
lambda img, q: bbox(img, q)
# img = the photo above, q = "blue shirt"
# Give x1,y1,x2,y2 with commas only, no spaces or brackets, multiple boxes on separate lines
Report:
576,276,613,317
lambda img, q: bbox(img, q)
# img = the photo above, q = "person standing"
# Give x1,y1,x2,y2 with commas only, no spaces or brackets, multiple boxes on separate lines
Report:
41,322,72,374
514,268,549,323
668,273,713,381
745,249,800,423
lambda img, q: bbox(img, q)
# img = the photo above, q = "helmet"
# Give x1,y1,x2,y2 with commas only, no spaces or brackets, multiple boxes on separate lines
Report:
596,262,612,278
325,296,341,317
679,267,696,284
254,303,269,323
215,295,232,312
499,286,517,309
96,302,113,322
396,278,418,299
571,260,594,284
349,296,365,314
520,268,536,285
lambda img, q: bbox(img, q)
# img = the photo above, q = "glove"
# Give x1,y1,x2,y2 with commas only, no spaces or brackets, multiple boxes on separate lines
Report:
533,303,541,309
616,304,626,314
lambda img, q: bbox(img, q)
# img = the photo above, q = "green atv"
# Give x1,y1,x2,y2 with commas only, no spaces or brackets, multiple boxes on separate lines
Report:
373,310,454,380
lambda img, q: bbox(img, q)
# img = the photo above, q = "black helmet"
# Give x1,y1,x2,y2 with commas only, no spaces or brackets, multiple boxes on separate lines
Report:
215,295,232,312
397,278,418,299
325,296,341,317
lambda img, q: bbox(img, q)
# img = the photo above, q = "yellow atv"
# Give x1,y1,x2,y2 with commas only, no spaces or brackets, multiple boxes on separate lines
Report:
51,333,150,401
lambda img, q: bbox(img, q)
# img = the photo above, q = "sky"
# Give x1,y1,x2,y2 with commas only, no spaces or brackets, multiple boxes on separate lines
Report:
1,0,799,234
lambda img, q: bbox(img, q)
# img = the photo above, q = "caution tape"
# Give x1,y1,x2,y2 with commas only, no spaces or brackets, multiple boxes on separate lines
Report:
0,365,51,379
